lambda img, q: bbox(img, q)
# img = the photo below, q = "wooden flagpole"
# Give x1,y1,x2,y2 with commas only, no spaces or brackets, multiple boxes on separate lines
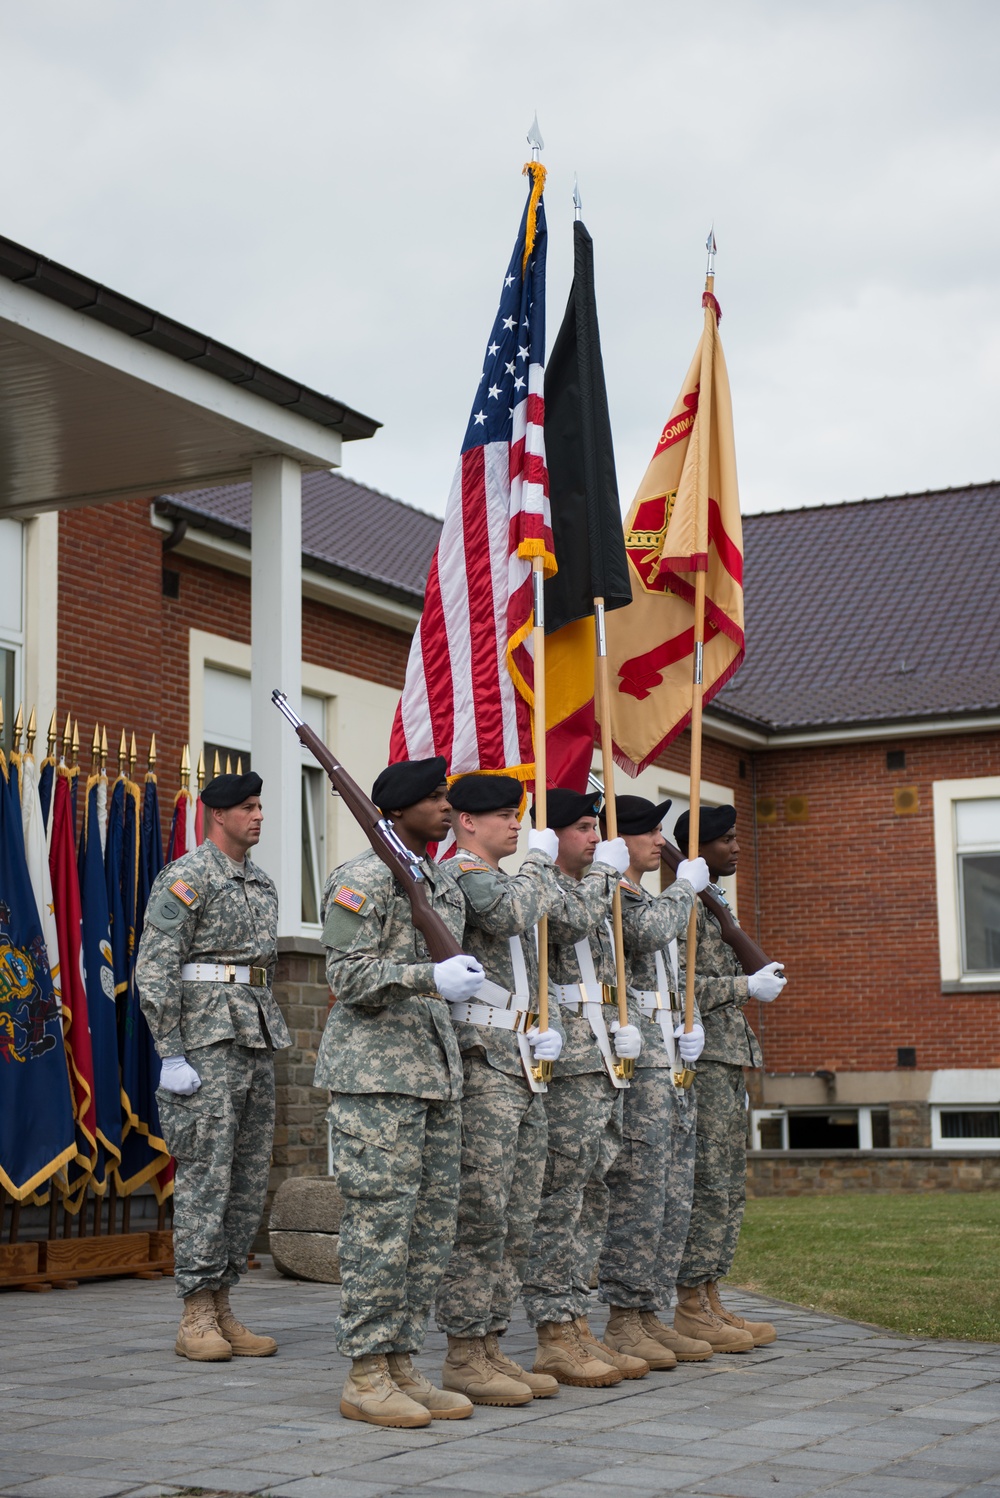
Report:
594,596,634,1080
531,556,553,1083
681,232,718,1071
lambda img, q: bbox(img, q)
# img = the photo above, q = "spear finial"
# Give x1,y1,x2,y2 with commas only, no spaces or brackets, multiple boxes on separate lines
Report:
47,710,58,758
213,750,221,778
13,703,23,752
573,175,582,222
225,753,232,774
72,720,80,765
26,707,37,755
118,729,127,775
705,225,717,285
236,755,243,775
148,733,157,772
197,749,205,791
91,723,100,766
180,744,190,791
100,726,108,771
129,732,137,779
63,713,73,761
527,113,544,161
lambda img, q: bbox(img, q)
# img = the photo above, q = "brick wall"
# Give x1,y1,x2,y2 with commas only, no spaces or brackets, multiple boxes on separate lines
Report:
57,497,414,846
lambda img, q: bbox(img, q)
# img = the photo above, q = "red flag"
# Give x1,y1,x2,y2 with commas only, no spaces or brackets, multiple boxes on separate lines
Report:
49,770,98,1209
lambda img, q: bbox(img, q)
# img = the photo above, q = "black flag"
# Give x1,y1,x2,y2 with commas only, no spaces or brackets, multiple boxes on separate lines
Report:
543,220,632,635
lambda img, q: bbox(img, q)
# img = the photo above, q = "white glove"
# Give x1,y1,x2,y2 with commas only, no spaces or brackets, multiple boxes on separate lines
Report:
674,1021,705,1062
159,1056,201,1095
527,828,559,861
747,961,786,1003
593,838,629,875
433,954,486,1002
609,1020,642,1059
675,857,710,894
526,1026,563,1061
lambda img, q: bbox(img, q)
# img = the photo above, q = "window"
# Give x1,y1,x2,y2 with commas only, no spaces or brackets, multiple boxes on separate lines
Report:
752,1106,890,1151
933,779,1000,988
202,665,326,927
931,1105,1000,1149
0,519,24,756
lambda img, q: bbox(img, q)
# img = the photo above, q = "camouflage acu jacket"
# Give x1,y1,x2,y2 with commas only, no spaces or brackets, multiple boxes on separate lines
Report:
451,847,569,1080
619,874,698,1070
545,861,639,1078
136,838,290,1058
314,848,467,1100
679,896,762,1068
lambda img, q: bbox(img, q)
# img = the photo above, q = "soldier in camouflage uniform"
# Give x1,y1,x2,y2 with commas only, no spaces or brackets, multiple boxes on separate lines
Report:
137,771,291,1364
434,773,573,1406
673,805,787,1352
596,795,713,1369
316,756,485,1429
519,788,648,1388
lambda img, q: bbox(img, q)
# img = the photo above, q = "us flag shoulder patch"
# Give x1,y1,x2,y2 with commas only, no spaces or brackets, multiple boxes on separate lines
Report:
169,878,199,907
333,885,366,914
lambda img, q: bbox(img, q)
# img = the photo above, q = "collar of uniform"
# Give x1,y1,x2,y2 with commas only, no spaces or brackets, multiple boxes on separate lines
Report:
203,838,253,881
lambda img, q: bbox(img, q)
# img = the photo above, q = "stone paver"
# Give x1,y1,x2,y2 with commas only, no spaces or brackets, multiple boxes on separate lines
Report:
1,1261,999,1497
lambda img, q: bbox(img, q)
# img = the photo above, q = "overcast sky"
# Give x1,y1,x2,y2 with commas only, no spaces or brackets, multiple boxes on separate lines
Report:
3,0,998,519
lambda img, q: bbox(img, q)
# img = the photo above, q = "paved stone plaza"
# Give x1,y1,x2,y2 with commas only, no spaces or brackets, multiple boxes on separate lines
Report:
2,1259,999,1498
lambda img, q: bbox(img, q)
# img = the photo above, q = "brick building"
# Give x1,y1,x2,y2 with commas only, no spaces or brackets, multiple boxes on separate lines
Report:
3,231,998,1188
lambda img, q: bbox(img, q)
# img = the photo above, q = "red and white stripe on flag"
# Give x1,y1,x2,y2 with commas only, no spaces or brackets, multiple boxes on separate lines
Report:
391,163,554,783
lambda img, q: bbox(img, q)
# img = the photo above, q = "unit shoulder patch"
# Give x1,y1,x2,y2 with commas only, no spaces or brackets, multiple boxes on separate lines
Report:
169,877,199,907
457,860,492,874
332,885,367,914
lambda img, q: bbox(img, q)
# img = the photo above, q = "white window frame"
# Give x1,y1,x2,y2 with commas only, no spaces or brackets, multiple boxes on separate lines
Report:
751,1105,884,1151
933,777,1000,989
930,1103,1000,1150
0,518,25,750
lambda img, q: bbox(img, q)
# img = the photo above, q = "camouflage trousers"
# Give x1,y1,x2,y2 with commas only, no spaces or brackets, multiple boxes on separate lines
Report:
598,1065,697,1310
329,1091,460,1358
156,1040,274,1300
676,1059,748,1286
434,1055,547,1338
521,1071,623,1328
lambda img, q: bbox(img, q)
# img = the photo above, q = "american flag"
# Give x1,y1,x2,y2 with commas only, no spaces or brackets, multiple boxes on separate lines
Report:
390,163,555,782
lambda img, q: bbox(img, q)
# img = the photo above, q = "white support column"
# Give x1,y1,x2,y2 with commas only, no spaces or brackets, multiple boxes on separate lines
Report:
251,456,302,936
23,513,59,739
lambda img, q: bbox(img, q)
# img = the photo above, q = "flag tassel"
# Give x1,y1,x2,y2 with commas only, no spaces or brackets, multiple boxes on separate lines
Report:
594,596,634,1081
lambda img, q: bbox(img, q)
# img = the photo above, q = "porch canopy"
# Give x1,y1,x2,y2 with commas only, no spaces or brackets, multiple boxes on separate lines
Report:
0,233,380,932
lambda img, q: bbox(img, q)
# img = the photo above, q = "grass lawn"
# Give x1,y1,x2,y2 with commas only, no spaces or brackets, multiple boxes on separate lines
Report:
728,1192,1000,1342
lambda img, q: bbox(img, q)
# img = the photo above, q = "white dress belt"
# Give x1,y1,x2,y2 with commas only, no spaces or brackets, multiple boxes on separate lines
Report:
180,962,268,987
449,1000,536,1032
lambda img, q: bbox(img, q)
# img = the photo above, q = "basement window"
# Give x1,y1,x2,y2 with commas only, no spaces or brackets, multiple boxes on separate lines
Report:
931,1106,1000,1148
752,1107,890,1151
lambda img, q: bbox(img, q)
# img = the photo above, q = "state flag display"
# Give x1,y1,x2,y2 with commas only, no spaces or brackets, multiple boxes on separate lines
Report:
79,770,123,1191
608,290,745,774
0,751,76,1199
390,161,555,783
542,218,632,790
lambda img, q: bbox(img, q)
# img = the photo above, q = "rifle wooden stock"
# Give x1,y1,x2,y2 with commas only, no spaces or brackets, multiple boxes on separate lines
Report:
660,839,772,975
290,721,463,964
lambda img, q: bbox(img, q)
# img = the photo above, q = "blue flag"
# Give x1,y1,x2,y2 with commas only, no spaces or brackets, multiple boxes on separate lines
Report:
115,775,169,1195
0,761,76,1198
79,774,123,1189
38,755,55,831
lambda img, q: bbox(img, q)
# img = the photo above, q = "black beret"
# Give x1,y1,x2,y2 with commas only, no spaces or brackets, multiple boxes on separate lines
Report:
673,803,737,848
448,774,524,813
530,786,602,830
201,771,263,809
371,756,448,813
606,795,672,836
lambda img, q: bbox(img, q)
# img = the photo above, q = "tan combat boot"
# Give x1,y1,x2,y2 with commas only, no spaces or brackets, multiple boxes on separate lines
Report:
533,1320,623,1388
175,1288,233,1362
442,1336,533,1406
340,1354,432,1427
639,1309,713,1362
213,1287,277,1357
705,1280,777,1346
386,1352,473,1419
483,1332,559,1398
574,1314,649,1379
603,1307,677,1371
673,1283,753,1353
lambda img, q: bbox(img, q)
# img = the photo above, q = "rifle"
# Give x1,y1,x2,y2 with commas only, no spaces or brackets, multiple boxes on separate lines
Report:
272,690,463,963
659,837,774,975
